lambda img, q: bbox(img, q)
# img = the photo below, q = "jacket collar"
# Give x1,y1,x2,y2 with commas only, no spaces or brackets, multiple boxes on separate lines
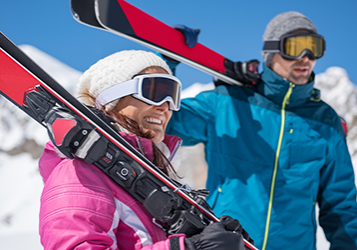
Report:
162,134,182,162
258,64,316,107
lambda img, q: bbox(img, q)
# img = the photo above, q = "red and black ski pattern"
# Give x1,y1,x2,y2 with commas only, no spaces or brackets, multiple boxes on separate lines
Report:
0,30,257,250
71,0,241,86
70,1,257,249
0,30,216,228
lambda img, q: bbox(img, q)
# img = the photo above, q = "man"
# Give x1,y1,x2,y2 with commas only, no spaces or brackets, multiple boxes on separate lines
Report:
166,11,357,249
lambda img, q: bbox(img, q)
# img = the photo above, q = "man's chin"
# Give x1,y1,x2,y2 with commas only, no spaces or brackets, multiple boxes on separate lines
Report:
289,74,311,85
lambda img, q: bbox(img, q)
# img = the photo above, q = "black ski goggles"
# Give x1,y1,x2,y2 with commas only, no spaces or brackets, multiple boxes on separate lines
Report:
95,74,181,111
262,33,326,60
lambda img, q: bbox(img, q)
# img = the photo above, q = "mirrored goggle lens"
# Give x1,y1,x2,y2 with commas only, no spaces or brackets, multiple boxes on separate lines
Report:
141,77,180,106
284,35,324,58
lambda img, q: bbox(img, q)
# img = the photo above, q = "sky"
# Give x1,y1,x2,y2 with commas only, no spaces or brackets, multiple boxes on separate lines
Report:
1,0,357,90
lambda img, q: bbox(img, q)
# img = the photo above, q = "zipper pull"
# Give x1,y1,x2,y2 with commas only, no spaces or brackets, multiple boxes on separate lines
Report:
285,83,295,106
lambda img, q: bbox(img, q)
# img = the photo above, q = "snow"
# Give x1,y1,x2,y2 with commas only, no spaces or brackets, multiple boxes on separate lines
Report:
1,45,356,249
0,153,43,249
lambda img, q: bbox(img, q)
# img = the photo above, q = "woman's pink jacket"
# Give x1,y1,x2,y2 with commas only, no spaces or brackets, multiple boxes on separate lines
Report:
38,133,185,250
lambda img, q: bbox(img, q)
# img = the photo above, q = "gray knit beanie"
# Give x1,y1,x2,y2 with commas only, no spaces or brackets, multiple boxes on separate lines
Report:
262,11,317,67
77,50,172,111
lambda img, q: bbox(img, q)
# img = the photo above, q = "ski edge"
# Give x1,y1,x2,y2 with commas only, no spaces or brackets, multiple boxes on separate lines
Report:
93,0,243,86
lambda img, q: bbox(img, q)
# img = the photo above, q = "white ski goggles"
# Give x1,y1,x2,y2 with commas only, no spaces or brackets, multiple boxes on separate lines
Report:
95,74,181,111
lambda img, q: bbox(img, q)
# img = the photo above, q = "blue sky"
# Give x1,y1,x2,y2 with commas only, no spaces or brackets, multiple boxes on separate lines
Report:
1,0,356,89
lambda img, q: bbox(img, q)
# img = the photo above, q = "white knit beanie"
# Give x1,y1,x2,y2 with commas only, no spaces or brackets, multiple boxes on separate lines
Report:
77,50,172,111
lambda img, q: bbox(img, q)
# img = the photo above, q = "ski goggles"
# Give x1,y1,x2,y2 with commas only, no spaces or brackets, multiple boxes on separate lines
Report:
95,74,181,111
262,33,326,60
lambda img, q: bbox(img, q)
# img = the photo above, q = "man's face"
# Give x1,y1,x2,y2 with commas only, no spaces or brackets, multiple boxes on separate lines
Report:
270,53,316,85
269,30,317,85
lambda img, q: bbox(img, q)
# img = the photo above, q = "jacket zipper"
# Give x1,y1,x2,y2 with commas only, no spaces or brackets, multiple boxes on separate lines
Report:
168,139,182,162
262,82,295,250
136,138,145,155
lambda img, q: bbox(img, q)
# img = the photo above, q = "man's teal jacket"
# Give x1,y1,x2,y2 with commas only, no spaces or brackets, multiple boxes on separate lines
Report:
167,65,357,250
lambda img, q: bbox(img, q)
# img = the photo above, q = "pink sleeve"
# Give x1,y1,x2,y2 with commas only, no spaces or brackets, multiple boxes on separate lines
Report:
39,159,119,249
39,141,186,250
142,234,186,250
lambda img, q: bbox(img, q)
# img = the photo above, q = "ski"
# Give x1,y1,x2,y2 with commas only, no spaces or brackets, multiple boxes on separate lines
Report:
71,0,103,30
70,0,242,86
0,30,210,230
70,1,258,249
0,31,257,250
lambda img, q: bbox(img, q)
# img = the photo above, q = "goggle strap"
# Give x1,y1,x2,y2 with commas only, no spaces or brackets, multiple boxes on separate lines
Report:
262,40,280,52
95,79,139,109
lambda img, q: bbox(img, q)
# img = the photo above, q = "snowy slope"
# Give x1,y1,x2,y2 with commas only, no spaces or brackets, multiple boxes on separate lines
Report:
0,46,356,249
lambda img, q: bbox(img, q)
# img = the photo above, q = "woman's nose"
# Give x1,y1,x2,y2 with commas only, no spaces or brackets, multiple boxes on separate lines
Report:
154,102,169,112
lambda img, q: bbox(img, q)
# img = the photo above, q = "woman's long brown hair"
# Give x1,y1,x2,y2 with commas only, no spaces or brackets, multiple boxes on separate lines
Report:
78,80,178,178
107,110,178,178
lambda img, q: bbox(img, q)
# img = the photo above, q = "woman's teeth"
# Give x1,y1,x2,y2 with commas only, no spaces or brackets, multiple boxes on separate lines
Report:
144,117,162,124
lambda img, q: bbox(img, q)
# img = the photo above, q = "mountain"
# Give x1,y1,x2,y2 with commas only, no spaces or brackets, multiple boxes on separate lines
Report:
0,46,356,249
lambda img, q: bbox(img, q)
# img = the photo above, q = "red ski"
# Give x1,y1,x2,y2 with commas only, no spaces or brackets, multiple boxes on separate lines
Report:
71,0,242,86
71,1,258,249
0,30,257,250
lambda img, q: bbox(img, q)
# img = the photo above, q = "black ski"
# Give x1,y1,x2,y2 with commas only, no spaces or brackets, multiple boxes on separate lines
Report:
71,0,103,30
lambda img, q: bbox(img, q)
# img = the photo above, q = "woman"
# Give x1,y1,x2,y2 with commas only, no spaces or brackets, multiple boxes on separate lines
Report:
38,50,246,250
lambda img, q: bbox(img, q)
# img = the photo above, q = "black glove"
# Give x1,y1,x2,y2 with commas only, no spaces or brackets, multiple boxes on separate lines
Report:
219,216,255,246
184,221,245,250
215,59,261,87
